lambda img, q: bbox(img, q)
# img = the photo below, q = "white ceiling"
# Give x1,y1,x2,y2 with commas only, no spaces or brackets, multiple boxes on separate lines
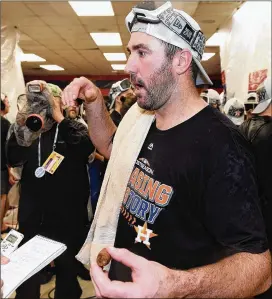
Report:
1,1,243,76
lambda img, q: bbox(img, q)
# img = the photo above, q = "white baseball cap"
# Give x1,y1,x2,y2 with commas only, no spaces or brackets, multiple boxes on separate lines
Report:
246,92,258,104
224,98,245,126
125,1,212,86
252,76,271,114
200,89,220,104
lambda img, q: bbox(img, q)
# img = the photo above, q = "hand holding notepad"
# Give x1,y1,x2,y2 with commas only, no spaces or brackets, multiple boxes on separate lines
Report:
1,235,67,298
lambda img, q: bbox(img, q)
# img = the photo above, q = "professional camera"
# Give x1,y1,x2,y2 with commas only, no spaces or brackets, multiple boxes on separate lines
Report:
14,80,62,147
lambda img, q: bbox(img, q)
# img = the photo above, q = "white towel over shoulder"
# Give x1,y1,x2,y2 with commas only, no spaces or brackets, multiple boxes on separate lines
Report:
76,103,155,266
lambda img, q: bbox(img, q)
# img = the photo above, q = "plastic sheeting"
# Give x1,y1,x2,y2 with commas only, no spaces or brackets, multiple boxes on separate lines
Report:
1,25,25,123
220,1,271,103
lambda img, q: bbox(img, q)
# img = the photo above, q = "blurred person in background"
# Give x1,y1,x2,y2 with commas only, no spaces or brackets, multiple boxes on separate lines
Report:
240,78,272,243
245,91,258,121
108,78,135,126
200,89,221,111
1,93,16,233
240,77,272,299
40,96,91,285
223,97,245,126
64,98,88,127
6,82,94,299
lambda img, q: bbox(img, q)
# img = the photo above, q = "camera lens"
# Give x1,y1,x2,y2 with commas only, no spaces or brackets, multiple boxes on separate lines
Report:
25,114,44,132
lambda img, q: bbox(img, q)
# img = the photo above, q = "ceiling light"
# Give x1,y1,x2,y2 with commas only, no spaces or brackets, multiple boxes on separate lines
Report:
111,64,126,70
69,1,114,16
40,65,64,71
206,32,226,46
104,53,126,61
202,53,216,61
90,33,122,46
20,53,46,62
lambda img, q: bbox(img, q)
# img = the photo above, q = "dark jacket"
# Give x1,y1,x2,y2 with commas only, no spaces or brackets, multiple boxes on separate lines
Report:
6,119,94,231
240,115,272,246
1,116,10,170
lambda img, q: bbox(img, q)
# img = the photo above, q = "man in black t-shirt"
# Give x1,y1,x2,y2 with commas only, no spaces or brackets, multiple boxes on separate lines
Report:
63,2,271,298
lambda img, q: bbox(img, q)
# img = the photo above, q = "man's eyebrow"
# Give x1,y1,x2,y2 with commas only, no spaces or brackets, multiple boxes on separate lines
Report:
126,43,151,53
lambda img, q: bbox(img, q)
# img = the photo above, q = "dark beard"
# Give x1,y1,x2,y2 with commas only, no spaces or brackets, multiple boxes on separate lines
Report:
136,61,176,111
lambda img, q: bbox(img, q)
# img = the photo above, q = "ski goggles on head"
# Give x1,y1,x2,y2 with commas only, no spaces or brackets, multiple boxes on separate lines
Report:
126,2,170,32
109,79,132,110
126,1,206,60
111,79,132,95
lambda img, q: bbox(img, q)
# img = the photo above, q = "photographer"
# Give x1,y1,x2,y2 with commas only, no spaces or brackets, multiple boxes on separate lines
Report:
6,81,94,299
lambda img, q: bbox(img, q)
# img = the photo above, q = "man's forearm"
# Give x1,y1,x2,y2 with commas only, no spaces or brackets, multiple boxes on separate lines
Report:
169,251,271,298
85,91,116,159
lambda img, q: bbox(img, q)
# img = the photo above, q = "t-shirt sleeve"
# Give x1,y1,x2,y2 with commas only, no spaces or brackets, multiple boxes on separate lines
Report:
202,131,268,254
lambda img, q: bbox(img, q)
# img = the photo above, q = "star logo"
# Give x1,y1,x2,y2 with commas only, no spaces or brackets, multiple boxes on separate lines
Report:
134,222,158,250
235,110,241,117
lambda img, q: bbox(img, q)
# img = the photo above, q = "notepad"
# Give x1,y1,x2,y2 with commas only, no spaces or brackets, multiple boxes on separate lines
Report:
1,235,67,298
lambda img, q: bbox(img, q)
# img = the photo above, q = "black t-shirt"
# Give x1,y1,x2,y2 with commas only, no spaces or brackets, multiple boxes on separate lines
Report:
1,116,10,170
109,106,268,281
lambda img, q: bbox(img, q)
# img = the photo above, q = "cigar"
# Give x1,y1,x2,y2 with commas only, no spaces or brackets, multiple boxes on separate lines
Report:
97,248,112,268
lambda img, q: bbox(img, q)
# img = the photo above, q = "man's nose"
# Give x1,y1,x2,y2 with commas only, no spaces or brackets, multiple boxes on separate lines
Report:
125,54,138,75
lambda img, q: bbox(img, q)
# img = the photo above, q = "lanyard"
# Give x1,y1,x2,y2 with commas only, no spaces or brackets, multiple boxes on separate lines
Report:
37,124,59,167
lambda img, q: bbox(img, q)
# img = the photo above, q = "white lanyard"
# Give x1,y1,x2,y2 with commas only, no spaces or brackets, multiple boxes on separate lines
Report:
37,124,59,167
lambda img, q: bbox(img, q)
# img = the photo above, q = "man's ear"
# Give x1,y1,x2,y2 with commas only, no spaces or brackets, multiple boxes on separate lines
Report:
173,49,192,75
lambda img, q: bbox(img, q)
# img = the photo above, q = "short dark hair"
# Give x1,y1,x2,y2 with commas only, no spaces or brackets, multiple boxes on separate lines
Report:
159,40,198,84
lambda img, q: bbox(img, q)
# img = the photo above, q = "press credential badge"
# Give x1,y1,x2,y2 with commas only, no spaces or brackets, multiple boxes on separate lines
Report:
43,151,64,175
